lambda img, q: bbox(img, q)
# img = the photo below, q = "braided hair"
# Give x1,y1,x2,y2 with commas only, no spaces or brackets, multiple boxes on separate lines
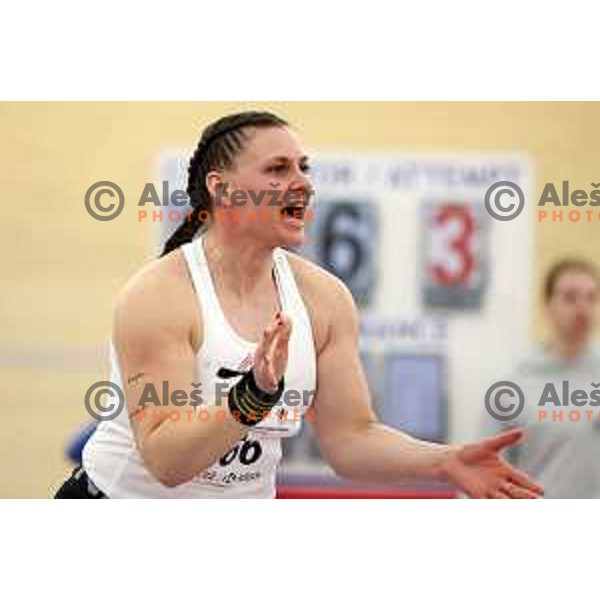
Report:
161,111,289,257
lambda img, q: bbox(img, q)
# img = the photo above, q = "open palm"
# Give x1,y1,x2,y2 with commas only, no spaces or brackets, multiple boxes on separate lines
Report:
443,429,543,499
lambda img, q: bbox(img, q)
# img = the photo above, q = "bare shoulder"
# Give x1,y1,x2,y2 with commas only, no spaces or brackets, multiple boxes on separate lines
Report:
282,249,359,353
113,248,202,351
283,249,354,303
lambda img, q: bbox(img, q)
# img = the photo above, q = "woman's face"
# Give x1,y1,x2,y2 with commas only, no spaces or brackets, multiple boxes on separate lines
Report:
212,126,314,248
547,270,599,342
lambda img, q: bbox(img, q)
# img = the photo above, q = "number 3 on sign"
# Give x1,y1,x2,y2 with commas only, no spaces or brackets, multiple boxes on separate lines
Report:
421,201,488,310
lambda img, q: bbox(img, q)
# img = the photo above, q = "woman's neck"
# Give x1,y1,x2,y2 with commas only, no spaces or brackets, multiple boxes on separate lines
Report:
202,227,275,298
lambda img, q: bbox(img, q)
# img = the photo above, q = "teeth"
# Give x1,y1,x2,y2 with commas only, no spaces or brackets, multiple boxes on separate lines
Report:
281,206,304,220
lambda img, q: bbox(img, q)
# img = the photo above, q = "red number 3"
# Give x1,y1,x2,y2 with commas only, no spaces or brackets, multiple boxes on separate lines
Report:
431,204,476,286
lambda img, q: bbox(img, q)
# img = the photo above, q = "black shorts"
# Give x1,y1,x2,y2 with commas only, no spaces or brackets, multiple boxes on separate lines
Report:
54,466,109,499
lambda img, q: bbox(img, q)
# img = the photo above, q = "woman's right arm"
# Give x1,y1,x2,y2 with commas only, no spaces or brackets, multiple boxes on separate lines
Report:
113,258,249,487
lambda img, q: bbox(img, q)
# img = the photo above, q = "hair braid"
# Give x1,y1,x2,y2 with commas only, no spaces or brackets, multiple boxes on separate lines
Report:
160,111,289,257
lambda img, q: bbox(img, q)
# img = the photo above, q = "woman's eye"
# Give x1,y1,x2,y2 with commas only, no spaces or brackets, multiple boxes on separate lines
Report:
269,164,287,174
267,163,311,175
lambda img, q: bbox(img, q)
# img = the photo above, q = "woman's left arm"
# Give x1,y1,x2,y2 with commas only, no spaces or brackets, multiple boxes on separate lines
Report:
311,279,543,499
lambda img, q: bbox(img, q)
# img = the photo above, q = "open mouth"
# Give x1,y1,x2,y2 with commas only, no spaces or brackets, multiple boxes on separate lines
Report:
280,205,306,222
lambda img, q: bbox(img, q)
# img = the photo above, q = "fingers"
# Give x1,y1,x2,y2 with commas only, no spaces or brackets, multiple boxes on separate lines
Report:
507,467,544,496
273,313,292,351
490,490,511,499
260,313,291,360
254,320,278,367
260,316,281,351
267,315,290,363
253,312,292,389
498,481,540,499
490,466,544,499
480,428,524,453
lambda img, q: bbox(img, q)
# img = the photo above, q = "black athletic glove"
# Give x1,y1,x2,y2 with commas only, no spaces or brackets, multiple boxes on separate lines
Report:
218,367,285,426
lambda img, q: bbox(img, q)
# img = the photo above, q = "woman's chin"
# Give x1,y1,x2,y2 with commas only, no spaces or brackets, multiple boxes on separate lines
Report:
278,224,306,247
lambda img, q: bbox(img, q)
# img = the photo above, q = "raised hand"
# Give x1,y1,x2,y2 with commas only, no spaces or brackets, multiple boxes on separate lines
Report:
253,312,292,393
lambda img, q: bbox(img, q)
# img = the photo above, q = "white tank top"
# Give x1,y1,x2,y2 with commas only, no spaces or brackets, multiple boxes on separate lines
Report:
82,236,317,498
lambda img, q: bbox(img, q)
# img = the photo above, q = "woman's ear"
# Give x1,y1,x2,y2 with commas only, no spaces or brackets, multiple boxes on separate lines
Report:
205,171,231,209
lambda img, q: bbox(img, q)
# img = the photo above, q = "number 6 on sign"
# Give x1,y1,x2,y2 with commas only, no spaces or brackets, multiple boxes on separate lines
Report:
420,200,489,310
307,199,377,307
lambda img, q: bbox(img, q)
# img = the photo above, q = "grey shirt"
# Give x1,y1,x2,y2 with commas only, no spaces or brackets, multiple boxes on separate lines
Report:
492,343,600,499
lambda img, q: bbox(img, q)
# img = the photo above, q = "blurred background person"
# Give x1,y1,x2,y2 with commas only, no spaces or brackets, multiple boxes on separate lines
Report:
488,259,600,498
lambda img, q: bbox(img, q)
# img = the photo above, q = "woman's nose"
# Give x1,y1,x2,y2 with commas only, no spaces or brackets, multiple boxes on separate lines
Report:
288,171,314,204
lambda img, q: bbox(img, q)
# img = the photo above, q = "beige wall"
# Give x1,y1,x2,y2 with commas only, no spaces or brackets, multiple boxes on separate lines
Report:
1,102,599,497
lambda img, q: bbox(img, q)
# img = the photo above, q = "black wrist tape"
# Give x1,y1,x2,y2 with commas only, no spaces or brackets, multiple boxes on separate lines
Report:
225,369,285,426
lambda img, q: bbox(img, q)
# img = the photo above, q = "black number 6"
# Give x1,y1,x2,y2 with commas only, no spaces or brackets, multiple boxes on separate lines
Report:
218,437,263,467
320,203,363,282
